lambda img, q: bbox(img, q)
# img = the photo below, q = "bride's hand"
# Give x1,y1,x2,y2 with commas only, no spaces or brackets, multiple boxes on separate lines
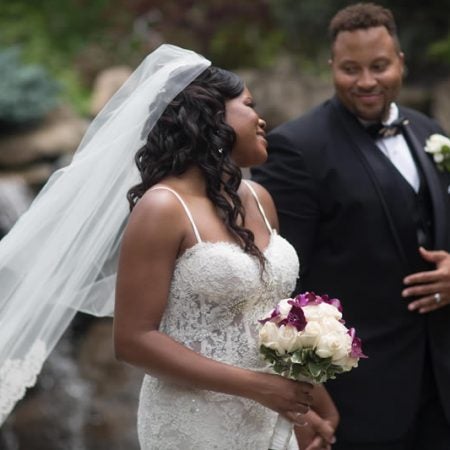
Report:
248,372,313,426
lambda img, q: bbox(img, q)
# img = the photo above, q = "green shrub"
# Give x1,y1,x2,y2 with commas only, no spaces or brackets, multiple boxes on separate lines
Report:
0,47,60,131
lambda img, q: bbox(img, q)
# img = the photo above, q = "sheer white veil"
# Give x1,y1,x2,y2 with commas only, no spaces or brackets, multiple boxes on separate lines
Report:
0,44,211,424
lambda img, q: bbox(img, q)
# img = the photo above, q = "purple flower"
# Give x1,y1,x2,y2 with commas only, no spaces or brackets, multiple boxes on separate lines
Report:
348,328,368,358
292,291,319,306
279,302,307,331
323,295,343,313
259,299,307,332
292,291,343,312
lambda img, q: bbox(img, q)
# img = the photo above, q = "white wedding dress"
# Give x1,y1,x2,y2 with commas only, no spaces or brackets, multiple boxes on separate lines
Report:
137,181,300,450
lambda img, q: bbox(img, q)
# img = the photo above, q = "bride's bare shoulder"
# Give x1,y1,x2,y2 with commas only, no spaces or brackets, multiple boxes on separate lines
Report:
123,187,187,249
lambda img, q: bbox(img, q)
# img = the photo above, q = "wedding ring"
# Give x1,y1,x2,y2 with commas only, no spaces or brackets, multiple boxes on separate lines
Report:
434,293,442,303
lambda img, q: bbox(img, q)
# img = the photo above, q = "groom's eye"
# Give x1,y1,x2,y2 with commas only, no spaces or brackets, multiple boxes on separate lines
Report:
341,65,358,75
372,60,389,73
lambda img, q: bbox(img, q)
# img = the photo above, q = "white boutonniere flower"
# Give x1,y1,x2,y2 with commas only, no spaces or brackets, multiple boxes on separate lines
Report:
425,134,450,172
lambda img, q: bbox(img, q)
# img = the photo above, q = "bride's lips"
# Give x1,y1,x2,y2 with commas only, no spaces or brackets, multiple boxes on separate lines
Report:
257,132,267,146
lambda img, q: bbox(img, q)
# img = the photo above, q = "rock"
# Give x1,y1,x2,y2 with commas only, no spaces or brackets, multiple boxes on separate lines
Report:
5,392,83,450
90,66,133,116
432,78,450,134
2,164,56,189
398,85,432,115
238,56,333,129
78,319,142,450
0,176,33,236
0,105,88,168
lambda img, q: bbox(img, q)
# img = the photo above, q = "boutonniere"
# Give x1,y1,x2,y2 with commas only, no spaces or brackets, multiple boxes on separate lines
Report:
425,134,450,172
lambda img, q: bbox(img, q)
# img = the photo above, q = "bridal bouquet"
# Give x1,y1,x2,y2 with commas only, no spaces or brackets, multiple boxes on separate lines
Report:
258,292,366,450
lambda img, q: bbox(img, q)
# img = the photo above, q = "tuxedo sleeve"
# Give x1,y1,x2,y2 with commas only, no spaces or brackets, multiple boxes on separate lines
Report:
251,130,320,289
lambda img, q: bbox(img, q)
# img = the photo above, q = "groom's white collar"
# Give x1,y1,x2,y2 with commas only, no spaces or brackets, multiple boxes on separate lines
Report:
358,102,399,127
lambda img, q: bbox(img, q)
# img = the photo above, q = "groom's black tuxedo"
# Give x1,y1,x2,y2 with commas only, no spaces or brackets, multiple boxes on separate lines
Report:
252,97,450,444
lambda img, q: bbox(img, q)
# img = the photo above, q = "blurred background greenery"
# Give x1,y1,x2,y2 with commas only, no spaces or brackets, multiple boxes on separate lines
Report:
1,0,449,122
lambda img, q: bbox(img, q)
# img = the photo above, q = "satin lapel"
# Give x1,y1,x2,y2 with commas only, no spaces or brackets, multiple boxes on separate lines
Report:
401,119,447,249
331,98,410,270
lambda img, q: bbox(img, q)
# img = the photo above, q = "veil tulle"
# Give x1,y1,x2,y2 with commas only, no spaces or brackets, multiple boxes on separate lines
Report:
0,44,211,424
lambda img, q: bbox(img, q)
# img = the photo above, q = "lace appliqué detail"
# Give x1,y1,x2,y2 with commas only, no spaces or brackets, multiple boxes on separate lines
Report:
137,234,300,449
0,340,46,423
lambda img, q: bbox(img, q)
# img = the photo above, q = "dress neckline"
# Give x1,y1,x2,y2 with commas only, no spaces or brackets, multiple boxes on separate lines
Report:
176,231,279,262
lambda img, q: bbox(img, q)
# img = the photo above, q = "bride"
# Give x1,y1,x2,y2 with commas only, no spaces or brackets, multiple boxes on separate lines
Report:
113,47,337,449
0,44,336,449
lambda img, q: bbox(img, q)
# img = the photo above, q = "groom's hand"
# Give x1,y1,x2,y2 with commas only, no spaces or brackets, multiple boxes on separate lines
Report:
295,410,337,450
402,247,450,313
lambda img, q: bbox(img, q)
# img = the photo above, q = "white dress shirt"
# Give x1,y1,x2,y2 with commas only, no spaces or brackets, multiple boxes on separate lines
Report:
374,103,420,192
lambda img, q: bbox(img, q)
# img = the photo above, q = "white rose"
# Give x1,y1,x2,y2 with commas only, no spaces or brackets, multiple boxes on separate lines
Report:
278,298,293,319
333,355,359,371
260,322,298,354
297,320,322,348
319,317,349,335
425,134,450,154
316,331,351,361
434,153,444,163
259,321,283,353
303,303,342,322
277,324,300,353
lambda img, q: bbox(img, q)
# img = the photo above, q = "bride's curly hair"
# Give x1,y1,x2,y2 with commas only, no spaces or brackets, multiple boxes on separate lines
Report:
127,66,265,268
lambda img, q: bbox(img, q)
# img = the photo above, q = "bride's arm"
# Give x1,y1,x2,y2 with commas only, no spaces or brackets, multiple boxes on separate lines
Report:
113,189,312,424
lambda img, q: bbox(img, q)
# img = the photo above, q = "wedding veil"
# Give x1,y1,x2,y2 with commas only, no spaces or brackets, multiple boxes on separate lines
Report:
0,44,211,424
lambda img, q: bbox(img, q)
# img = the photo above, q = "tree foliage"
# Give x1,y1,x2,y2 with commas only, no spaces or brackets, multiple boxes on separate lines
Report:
0,48,60,130
0,0,448,116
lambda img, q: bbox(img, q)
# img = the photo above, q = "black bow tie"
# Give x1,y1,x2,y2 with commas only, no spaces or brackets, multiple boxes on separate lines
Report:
365,117,408,139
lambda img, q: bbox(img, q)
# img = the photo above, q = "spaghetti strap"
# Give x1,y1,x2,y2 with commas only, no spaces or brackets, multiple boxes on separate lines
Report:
242,180,274,234
150,186,202,243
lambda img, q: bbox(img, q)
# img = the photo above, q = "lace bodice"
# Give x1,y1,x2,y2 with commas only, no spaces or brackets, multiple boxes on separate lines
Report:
137,183,300,449
160,234,297,367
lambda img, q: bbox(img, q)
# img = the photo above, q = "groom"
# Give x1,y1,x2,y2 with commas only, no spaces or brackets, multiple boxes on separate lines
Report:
252,3,450,450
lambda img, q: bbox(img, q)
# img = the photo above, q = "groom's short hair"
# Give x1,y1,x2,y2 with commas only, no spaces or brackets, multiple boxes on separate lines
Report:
328,2,400,50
